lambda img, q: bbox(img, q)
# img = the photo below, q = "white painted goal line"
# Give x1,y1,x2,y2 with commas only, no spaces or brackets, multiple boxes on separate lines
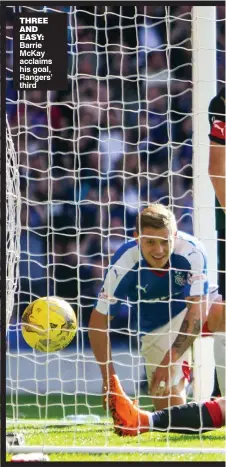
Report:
6,446,226,455
6,417,110,427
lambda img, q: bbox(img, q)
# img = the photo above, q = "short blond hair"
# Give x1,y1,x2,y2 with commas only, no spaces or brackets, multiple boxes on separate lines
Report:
136,204,177,233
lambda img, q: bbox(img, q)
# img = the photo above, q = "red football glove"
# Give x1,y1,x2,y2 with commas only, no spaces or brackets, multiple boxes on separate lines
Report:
208,87,226,145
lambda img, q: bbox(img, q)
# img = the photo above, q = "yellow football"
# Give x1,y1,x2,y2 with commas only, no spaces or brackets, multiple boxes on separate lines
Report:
21,296,77,352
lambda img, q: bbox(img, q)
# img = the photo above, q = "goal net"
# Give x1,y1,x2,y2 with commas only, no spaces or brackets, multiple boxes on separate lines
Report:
6,5,225,460
6,116,21,331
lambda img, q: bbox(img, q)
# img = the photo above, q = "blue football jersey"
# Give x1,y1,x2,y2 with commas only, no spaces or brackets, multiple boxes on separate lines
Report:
94,231,209,333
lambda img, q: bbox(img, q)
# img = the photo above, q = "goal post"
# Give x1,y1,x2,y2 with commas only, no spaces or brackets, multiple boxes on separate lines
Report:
5,5,225,458
192,6,217,402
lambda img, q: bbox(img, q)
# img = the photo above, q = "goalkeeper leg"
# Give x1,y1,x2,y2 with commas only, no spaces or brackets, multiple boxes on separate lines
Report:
109,375,225,437
209,230,226,399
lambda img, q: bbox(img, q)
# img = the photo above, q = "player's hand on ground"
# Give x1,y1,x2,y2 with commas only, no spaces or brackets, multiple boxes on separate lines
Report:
150,363,176,397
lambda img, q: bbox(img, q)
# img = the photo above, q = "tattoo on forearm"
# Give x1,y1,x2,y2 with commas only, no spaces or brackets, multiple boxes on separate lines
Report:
172,318,201,356
173,320,189,346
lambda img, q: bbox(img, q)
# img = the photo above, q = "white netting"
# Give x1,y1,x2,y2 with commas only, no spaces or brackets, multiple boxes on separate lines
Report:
6,116,21,331
6,5,225,459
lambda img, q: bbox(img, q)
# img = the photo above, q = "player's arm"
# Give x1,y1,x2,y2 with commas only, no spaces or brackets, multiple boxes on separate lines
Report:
151,248,208,394
168,247,208,363
208,87,226,212
153,295,207,374
88,265,126,402
170,295,207,360
89,309,115,386
171,248,208,361
151,295,207,395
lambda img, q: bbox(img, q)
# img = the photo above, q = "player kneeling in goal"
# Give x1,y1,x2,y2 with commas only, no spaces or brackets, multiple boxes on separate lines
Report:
89,203,221,410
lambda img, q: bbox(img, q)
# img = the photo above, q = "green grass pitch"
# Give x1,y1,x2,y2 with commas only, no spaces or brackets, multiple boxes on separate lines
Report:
6,394,226,462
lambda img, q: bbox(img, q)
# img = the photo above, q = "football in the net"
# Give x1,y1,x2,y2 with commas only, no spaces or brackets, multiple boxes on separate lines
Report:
21,296,77,352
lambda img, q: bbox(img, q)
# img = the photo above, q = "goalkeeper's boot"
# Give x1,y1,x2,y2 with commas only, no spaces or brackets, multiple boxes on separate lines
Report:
109,375,149,436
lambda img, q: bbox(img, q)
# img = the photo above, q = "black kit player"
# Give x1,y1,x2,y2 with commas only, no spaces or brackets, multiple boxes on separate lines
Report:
208,86,225,399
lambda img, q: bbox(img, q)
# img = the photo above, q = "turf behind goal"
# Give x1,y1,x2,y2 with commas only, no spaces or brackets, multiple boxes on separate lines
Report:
6,5,225,458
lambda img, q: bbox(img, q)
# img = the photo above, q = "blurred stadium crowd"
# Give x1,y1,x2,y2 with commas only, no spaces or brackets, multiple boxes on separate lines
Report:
6,6,225,347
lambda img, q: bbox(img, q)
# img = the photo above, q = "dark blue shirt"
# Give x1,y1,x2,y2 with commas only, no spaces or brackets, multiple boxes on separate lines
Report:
95,231,208,333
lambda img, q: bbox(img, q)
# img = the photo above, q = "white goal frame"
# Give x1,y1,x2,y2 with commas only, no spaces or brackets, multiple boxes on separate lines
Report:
192,6,218,403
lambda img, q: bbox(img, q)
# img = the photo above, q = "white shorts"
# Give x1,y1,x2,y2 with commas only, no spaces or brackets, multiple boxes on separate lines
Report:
140,286,219,390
